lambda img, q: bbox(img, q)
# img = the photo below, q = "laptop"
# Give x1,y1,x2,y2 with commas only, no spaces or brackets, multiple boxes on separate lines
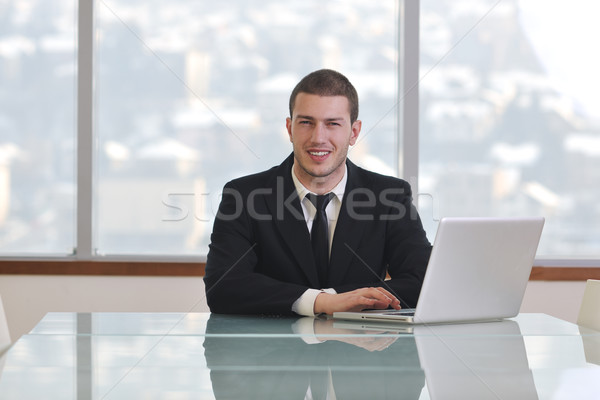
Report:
333,217,544,324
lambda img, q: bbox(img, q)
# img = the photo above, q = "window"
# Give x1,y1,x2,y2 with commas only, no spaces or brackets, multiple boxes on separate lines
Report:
94,0,400,256
418,0,600,261
1,0,599,266
0,1,76,255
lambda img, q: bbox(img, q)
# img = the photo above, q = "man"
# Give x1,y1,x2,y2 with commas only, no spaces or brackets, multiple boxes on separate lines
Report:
204,69,431,316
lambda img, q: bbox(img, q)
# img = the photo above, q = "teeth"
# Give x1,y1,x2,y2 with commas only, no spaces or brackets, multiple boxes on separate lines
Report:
310,151,328,156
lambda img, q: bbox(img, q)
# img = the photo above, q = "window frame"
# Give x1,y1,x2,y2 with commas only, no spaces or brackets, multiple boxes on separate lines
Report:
0,0,597,277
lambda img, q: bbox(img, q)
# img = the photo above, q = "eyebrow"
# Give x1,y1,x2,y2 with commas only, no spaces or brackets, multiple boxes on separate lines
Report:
295,115,345,122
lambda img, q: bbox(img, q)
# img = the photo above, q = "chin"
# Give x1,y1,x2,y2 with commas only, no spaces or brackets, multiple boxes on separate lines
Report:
308,167,336,179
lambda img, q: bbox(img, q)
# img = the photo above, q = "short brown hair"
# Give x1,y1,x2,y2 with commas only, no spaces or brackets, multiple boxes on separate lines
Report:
289,69,359,123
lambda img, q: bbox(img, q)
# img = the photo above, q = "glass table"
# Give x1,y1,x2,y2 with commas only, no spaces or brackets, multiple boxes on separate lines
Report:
0,313,599,399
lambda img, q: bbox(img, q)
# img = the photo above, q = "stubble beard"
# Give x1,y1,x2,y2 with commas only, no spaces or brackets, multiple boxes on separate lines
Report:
295,144,349,183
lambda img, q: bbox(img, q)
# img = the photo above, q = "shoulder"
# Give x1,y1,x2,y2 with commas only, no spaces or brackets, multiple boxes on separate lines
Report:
227,166,278,190
225,154,293,192
347,159,412,194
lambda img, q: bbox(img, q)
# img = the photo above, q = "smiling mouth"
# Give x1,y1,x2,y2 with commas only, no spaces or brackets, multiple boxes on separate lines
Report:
309,151,330,157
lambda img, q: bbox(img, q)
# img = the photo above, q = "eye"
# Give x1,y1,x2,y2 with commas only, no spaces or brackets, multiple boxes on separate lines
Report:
299,120,312,125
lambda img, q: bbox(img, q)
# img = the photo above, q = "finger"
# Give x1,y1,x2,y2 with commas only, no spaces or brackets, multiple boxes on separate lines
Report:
345,296,383,312
371,287,402,309
373,287,400,302
361,287,399,305
357,296,393,311
369,298,395,310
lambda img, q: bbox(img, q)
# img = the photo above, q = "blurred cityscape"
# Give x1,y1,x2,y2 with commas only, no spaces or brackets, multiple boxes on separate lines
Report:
0,0,76,254
419,0,600,256
0,0,599,257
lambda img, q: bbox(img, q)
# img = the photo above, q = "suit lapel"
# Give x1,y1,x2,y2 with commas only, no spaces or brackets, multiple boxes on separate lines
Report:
265,155,320,288
328,161,369,285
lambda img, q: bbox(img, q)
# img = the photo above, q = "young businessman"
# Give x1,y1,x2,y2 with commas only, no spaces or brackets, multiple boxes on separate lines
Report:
204,69,432,316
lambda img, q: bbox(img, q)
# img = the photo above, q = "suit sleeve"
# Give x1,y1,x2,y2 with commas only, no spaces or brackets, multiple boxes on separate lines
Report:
332,180,431,308
204,181,308,315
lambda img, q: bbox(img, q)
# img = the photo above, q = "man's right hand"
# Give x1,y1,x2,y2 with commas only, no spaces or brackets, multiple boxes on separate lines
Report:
314,287,401,315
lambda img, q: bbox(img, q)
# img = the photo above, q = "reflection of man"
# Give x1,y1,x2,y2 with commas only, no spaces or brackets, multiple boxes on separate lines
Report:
205,69,431,316
203,314,425,400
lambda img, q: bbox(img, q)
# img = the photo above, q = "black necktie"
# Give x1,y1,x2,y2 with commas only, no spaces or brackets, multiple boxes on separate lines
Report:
307,193,334,287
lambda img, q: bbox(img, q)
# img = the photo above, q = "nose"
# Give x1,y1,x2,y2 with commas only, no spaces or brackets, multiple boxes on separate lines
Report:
311,122,327,143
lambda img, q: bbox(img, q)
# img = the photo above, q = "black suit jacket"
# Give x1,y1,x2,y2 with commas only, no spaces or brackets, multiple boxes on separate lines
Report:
204,154,432,314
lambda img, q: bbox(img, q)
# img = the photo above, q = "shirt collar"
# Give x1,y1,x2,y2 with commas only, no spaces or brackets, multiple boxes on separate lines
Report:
291,162,347,203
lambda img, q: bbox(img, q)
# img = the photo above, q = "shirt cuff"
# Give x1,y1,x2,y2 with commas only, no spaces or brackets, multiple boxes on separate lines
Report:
292,288,337,317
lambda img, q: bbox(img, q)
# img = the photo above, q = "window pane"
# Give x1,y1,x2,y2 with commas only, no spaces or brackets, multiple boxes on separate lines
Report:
95,0,399,255
0,1,76,254
419,0,600,258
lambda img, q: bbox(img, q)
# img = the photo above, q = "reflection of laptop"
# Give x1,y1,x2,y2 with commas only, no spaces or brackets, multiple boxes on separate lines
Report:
414,321,539,399
332,320,414,334
333,217,544,324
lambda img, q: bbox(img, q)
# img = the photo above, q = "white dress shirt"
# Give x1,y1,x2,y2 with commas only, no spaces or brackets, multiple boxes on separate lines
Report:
291,164,347,316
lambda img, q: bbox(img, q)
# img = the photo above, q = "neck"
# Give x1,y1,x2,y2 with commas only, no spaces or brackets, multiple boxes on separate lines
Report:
292,162,345,195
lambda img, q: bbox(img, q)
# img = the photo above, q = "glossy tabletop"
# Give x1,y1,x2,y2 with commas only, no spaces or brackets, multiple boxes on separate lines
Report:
1,313,599,399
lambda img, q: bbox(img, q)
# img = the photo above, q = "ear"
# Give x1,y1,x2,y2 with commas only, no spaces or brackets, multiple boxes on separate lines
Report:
349,120,361,146
286,117,293,142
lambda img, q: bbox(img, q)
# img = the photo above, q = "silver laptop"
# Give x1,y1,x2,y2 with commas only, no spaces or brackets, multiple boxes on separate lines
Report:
333,217,544,324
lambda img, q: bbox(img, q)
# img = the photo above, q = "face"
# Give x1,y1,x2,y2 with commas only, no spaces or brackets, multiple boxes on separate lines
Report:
286,93,361,194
